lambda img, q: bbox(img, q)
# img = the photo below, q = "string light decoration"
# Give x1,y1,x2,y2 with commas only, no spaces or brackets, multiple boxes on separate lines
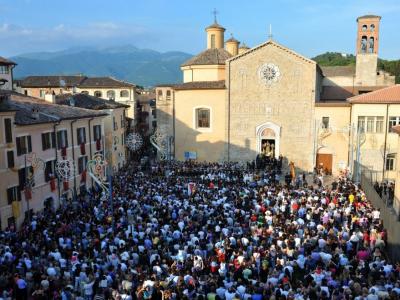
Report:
150,129,167,160
25,152,45,187
86,153,109,194
55,159,75,181
126,132,143,151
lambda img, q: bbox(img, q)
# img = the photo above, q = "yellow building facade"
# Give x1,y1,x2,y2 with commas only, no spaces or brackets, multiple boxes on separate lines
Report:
157,15,395,176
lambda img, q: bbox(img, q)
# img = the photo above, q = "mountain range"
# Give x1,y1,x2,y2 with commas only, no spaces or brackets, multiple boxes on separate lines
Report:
10,45,192,87
9,47,400,87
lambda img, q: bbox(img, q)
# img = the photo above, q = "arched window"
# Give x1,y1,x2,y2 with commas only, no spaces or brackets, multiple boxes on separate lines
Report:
370,24,375,32
362,24,367,31
369,37,374,53
94,91,102,97
196,108,210,129
120,90,129,97
211,34,216,49
81,90,89,95
107,90,115,100
360,36,368,53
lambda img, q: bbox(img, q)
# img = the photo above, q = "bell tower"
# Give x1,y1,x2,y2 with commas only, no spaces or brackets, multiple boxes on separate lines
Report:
205,9,225,49
355,15,381,86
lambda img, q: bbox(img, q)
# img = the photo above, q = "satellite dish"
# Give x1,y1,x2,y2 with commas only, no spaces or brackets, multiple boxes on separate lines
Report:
59,79,66,87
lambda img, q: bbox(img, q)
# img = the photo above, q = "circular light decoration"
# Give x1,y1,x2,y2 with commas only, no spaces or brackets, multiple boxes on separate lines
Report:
258,63,281,86
126,132,143,151
56,159,75,181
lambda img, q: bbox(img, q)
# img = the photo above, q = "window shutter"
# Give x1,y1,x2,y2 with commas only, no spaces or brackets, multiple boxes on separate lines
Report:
16,137,21,156
7,151,14,169
42,133,46,151
64,131,69,148
51,132,56,149
27,136,32,152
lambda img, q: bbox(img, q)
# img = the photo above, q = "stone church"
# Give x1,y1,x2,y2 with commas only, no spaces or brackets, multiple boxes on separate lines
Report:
156,15,395,174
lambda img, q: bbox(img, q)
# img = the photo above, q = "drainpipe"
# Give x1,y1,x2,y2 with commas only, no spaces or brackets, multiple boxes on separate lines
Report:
88,117,94,188
53,122,61,207
172,90,176,159
382,104,389,181
227,60,231,162
70,119,77,198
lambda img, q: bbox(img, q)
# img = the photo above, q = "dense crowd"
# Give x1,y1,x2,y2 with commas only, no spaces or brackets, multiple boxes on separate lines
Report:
1,159,399,300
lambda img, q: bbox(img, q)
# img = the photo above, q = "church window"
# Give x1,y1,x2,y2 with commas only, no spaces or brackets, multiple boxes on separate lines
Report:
360,36,368,53
107,90,115,100
322,117,330,129
385,154,396,171
211,34,216,49
370,24,375,32
94,91,102,97
196,108,210,129
368,37,374,53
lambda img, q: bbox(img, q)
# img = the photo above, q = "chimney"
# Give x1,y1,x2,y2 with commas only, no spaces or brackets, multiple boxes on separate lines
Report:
44,93,56,104
31,108,40,120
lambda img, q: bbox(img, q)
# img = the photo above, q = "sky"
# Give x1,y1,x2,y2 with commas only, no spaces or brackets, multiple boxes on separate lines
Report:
0,0,399,59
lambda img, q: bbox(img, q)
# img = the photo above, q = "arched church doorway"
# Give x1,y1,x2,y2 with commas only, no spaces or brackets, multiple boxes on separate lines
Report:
256,122,281,159
316,147,333,175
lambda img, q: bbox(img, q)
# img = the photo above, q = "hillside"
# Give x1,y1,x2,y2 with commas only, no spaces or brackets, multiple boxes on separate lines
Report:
10,46,192,87
312,52,400,83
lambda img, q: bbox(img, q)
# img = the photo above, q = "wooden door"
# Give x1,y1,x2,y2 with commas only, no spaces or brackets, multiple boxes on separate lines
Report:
316,153,333,174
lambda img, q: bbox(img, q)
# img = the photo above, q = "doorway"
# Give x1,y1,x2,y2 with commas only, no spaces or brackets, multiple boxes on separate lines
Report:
316,153,333,174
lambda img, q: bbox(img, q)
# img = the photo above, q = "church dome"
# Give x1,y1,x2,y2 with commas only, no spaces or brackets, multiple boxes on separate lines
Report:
206,22,225,30
181,48,232,67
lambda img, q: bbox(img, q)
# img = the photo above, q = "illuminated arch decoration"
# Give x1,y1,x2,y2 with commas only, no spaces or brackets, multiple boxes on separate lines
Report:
126,132,143,151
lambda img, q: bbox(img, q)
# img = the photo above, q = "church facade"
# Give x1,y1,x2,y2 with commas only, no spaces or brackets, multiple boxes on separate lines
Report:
156,15,395,175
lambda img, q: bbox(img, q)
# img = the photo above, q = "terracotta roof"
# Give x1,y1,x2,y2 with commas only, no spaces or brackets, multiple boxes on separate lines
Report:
226,35,239,43
0,56,16,65
315,101,351,107
320,85,385,101
181,48,232,67
55,93,130,110
320,86,354,101
174,80,226,90
21,75,86,87
20,75,135,88
357,15,381,21
5,92,107,125
320,66,355,77
206,22,225,30
348,85,400,104
79,77,135,88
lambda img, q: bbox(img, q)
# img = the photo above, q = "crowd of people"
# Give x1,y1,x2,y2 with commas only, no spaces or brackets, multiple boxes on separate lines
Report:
1,158,399,300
